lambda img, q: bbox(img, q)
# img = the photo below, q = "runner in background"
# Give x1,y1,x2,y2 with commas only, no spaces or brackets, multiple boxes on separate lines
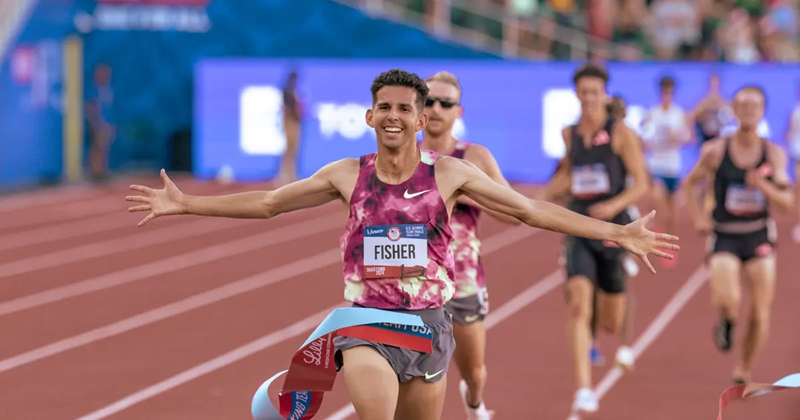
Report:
544,95,640,370
688,73,733,213
591,95,639,369
690,73,732,146
278,70,303,186
684,86,793,385
418,70,520,420
538,63,651,415
85,64,115,183
640,76,691,267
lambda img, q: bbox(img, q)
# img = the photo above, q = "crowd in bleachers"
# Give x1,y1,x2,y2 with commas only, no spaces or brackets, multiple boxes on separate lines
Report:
365,0,799,61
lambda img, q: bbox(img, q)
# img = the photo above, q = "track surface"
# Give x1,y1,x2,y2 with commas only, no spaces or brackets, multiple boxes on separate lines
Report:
1,177,798,420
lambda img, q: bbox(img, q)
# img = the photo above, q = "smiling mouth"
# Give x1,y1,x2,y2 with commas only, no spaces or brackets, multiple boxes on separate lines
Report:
383,126,403,133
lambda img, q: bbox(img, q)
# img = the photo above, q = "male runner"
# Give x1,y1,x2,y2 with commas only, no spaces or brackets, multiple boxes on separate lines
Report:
126,69,678,420
418,70,519,420
640,76,691,264
538,62,650,415
547,95,640,369
589,95,639,369
684,86,793,385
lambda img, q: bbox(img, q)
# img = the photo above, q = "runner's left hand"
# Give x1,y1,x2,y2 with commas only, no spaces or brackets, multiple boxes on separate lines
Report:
615,210,679,274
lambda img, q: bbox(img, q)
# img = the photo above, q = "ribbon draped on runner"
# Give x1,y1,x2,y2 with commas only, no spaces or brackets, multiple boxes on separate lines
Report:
251,307,433,420
717,373,800,420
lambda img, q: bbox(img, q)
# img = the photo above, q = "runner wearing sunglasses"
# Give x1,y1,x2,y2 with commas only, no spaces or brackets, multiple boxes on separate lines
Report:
418,71,519,420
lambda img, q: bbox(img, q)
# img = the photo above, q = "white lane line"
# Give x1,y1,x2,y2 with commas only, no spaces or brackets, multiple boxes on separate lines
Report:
0,213,343,316
323,269,564,420
68,226,546,419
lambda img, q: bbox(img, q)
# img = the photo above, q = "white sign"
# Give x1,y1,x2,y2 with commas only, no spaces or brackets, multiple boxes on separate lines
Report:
239,86,286,156
541,88,646,158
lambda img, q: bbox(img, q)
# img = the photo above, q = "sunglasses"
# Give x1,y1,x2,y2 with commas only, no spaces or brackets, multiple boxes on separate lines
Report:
425,97,458,109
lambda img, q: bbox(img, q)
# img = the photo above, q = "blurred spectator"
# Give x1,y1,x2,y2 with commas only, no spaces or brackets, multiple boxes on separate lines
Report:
279,70,302,185
85,64,115,183
368,0,800,62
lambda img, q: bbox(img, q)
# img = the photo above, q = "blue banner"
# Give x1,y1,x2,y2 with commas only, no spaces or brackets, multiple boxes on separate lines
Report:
0,0,78,191
194,60,800,184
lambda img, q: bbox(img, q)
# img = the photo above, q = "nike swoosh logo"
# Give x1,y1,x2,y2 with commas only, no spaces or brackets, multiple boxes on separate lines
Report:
404,189,431,199
424,369,445,380
464,314,480,323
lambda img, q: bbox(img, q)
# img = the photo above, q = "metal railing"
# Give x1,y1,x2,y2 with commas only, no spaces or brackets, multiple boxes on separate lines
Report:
336,0,648,60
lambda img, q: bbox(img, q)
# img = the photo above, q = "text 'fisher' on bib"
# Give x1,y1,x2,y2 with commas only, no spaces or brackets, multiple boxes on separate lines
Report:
251,307,434,420
363,224,429,279
716,373,800,420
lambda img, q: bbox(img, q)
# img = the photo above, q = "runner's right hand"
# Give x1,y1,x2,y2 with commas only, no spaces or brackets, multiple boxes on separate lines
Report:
126,169,187,227
693,214,713,236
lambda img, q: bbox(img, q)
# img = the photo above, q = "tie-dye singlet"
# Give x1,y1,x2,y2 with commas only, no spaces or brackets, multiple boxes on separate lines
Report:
449,141,485,299
340,149,455,310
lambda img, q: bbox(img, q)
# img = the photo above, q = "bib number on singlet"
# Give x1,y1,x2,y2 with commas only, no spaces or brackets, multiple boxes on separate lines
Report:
725,183,766,216
571,164,611,198
364,224,428,279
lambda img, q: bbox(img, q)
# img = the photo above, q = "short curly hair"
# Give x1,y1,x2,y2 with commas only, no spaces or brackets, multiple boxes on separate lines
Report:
572,62,609,86
370,69,429,111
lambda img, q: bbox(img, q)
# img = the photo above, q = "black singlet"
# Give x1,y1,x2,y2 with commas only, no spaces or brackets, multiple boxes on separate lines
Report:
712,138,771,224
567,118,631,225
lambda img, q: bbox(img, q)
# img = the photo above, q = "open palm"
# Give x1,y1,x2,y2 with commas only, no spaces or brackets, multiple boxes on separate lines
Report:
616,210,680,274
125,169,186,227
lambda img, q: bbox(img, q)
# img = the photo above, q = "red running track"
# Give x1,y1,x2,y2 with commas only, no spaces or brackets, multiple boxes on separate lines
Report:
0,177,797,420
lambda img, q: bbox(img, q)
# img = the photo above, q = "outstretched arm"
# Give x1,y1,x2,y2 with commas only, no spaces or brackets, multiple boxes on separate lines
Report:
441,157,679,273
127,161,347,226
456,145,521,225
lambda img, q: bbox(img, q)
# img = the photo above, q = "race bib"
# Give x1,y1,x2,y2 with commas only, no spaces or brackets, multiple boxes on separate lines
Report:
364,224,428,279
571,164,610,198
725,183,766,216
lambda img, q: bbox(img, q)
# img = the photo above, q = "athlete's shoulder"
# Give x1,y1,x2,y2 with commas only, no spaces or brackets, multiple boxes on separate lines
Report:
461,142,493,161
764,139,788,162
435,154,478,174
319,157,360,175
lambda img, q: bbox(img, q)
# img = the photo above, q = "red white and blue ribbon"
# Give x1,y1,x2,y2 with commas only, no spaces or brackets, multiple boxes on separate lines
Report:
251,307,433,420
717,373,800,419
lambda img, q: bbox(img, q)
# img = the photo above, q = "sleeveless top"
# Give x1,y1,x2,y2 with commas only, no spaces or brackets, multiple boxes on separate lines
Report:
567,118,631,226
447,141,485,298
340,149,455,310
712,138,772,225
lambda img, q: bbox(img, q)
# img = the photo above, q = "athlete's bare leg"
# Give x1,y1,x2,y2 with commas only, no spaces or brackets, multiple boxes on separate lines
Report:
709,253,742,353
452,321,488,408
651,182,673,233
341,346,399,420
733,255,777,382
595,291,627,335
394,375,448,420
663,192,676,237
621,291,635,346
566,276,594,390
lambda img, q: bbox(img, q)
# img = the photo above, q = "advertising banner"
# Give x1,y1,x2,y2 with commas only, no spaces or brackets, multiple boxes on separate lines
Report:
194,60,800,184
